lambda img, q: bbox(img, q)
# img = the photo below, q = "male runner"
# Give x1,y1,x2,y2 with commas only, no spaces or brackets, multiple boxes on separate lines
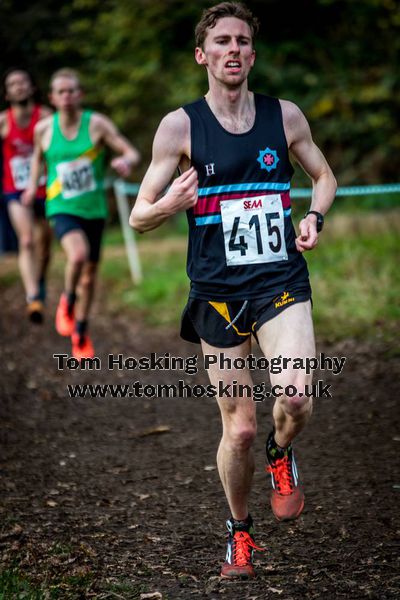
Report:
130,2,336,578
23,68,140,359
0,68,52,322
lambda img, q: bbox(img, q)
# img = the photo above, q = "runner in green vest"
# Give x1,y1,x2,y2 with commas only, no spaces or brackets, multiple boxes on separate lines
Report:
23,68,140,359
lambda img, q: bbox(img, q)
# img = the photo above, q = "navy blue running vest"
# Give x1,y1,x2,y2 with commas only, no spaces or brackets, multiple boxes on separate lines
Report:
183,94,310,300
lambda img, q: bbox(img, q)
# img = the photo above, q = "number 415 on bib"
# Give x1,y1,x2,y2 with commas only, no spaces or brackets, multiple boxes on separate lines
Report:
220,194,288,266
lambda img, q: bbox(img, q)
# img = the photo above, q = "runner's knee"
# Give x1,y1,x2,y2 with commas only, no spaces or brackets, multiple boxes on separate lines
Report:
279,391,312,418
228,425,256,450
19,233,34,251
69,250,88,269
223,415,257,450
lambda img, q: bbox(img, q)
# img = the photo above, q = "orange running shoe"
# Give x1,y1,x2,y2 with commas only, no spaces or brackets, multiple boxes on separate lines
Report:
27,299,44,324
266,437,304,521
71,332,95,360
221,517,264,579
55,293,75,336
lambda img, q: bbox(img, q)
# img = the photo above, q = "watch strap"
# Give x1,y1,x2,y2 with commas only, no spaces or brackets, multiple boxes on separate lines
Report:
304,210,324,232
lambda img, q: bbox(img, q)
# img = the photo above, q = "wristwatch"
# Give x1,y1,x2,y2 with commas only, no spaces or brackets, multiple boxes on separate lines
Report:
304,210,324,232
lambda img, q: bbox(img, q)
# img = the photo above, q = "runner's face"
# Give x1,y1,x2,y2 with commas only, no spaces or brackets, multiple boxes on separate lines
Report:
50,77,82,111
5,71,34,104
195,17,255,87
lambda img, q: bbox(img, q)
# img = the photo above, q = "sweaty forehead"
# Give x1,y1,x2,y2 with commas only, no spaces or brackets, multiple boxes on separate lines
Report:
205,16,252,40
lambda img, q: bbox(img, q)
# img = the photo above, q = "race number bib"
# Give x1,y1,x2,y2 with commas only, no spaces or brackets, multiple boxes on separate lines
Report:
220,194,288,266
10,156,31,190
56,157,96,199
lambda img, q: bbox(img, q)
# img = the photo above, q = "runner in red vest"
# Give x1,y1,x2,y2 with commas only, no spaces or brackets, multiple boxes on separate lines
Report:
0,68,52,322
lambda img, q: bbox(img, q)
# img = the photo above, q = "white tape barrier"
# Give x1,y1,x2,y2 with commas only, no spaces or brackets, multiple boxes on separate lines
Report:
113,180,400,284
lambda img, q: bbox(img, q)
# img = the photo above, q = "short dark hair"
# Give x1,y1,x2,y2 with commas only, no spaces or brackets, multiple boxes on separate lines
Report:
3,67,33,88
195,2,259,48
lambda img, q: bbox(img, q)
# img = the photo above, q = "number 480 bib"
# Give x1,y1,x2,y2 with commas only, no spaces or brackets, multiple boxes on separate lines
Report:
220,194,288,266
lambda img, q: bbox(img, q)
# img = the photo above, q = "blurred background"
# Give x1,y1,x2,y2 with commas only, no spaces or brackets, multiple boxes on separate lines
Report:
0,0,399,341
1,0,399,183
0,4,399,597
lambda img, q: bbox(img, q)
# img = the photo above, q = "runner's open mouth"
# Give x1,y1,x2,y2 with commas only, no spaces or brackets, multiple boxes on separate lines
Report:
225,61,241,69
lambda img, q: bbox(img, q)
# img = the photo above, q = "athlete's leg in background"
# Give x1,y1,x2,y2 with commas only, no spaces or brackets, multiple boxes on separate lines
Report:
34,216,52,289
60,230,89,296
7,200,39,299
75,261,99,323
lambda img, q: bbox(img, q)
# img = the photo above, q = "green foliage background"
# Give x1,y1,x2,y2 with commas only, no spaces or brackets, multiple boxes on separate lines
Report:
1,0,399,184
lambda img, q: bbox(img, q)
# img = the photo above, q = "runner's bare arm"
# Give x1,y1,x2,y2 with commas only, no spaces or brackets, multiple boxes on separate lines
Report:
92,113,140,178
281,100,337,252
20,120,47,206
129,110,197,233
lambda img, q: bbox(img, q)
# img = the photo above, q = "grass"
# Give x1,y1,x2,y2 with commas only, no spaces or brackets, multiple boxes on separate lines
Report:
99,208,400,343
0,269,20,289
100,238,189,327
0,568,161,599
0,568,93,599
1,207,399,342
293,192,400,215
306,213,400,341
0,569,42,599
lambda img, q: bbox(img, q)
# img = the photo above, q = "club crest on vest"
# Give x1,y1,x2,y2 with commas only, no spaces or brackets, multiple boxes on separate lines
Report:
257,147,279,172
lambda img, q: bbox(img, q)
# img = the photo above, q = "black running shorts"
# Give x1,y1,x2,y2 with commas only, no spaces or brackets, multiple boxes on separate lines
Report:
50,213,105,263
180,285,312,348
4,192,46,219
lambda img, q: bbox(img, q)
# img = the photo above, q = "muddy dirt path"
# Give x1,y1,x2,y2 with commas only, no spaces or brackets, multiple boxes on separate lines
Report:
0,282,399,599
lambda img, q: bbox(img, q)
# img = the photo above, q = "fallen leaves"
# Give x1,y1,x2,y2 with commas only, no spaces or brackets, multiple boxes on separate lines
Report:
136,425,171,437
